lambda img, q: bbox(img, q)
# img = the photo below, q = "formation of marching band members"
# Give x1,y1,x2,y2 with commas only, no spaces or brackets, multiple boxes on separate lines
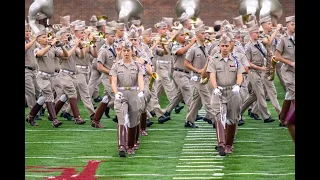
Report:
25,8,295,156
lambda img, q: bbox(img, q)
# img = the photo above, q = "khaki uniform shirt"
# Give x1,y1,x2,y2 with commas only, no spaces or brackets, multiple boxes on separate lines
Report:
59,44,78,73
97,43,117,70
244,41,267,67
141,42,153,65
34,46,63,74
276,33,295,72
185,43,208,71
25,40,38,69
207,53,245,87
171,42,190,72
91,38,106,70
109,60,143,87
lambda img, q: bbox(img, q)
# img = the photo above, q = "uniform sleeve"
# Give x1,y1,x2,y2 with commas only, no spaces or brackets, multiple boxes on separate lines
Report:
210,46,219,56
185,47,195,63
245,45,252,62
109,64,118,76
138,64,143,75
54,47,63,57
276,37,285,54
171,44,182,55
206,58,216,74
97,49,106,64
236,64,245,75
33,48,40,57
239,53,250,67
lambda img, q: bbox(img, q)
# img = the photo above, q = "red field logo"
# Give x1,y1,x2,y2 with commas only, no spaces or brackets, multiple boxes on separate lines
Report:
25,160,105,180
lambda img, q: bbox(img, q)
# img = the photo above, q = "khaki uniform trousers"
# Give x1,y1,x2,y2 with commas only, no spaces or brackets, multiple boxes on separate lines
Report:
155,62,179,102
88,68,102,99
66,67,95,116
114,90,142,128
241,70,271,120
59,71,78,98
262,72,281,115
276,62,287,92
25,68,40,110
186,80,214,123
172,70,193,108
101,74,115,109
280,64,295,100
147,80,166,118
211,89,242,124
36,73,55,103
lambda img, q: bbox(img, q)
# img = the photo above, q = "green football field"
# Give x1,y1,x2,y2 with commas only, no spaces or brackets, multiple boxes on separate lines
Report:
25,76,295,180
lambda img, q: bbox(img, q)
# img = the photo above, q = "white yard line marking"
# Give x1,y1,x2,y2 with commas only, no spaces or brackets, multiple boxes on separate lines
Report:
184,144,216,146
180,156,218,158
176,169,222,172
182,149,216,151
176,165,224,168
225,172,295,176
185,138,216,140
186,136,216,138
235,140,292,143
232,155,295,158
173,177,222,180
178,162,223,164
181,152,218,154
179,158,224,161
25,140,174,144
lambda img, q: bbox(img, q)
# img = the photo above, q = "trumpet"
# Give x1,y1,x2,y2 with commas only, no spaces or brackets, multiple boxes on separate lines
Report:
80,40,96,48
148,72,159,90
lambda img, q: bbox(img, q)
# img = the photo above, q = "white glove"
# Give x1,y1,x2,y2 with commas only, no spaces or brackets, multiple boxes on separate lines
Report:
214,88,222,96
115,92,123,100
232,85,240,94
138,91,144,98
190,76,198,81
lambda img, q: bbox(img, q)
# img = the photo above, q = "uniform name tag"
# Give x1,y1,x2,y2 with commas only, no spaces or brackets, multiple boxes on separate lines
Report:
196,54,201,57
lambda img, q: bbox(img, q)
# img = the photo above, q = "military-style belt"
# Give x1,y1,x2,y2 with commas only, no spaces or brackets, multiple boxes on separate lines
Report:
218,86,233,90
60,69,75,75
157,60,170,64
174,68,190,74
118,86,138,90
38,71,53,77
25,66,35,71
76,65,88,69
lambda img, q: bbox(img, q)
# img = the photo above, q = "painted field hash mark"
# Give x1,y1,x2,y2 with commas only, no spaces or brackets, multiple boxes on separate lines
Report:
25,160,104,180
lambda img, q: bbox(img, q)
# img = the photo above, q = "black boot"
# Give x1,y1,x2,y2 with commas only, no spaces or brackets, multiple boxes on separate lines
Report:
112,116,118,123
146,119,154,127
174,104,184,114
104,107,110,118
150,111,156,117
158,115,170,124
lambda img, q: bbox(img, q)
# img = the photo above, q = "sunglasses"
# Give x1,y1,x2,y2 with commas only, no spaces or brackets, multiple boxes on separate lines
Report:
220,45,229,48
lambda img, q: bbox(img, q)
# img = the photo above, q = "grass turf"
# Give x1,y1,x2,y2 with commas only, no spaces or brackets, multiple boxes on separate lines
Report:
25,75,294,180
